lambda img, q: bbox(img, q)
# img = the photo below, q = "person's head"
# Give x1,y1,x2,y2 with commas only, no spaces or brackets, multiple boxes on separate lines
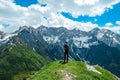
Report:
65,41,67,44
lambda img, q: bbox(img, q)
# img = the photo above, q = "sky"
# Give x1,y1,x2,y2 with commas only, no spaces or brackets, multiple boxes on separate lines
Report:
0,0,120,33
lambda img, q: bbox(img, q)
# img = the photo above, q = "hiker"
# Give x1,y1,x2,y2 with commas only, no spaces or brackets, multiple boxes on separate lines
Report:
63,41,69,63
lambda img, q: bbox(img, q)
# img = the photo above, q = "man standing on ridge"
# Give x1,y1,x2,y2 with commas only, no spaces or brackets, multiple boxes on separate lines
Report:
63,41,69,63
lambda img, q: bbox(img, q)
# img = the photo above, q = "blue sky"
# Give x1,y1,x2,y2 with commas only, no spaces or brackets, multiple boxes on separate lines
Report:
14,0,47,7
0,0,120,33
13,0,120,27
62,3,120,27
14,0,38,7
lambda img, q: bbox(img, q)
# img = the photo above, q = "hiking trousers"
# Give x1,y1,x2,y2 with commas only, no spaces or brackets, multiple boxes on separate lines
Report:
64,51,69,62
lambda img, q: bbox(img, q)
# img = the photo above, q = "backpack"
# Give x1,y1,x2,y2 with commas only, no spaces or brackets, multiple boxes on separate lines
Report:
64,44,69,51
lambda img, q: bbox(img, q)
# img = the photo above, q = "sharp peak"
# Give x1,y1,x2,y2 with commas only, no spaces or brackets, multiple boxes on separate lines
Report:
19,25,34,29
19,26,35,31
91,27,100,31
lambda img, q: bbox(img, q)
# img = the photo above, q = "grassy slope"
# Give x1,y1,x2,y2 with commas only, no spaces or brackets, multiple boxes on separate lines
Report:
28,60,116,80
0,43,51,80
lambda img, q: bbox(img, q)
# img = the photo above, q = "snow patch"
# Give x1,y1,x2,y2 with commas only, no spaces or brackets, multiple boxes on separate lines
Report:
97,32,104,39
113,37,120,44
73,36,92,48
41,27,47,31
86,64,102,74
0,33,18,43
43,36,60,44
73,36,91,42
89,41,99,46
83,44,89,48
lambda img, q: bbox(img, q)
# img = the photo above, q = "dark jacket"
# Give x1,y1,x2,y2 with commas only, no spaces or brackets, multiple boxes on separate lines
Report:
64,44,69,53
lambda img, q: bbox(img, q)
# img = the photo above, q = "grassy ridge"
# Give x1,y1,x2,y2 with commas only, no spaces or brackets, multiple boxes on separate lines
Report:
28,60,116,80
0,43,51,80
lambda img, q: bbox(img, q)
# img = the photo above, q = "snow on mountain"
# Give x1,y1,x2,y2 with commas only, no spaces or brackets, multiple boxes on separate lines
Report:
90,28,120,48
0,33,18,45
89,41,99,46
113,37,120,44
38,26,120,49
73,36,92,48
72,35,99,48
0,31,6,39
43,35,60,44
96,32,104,39
1,26,120,49
73,36,92,43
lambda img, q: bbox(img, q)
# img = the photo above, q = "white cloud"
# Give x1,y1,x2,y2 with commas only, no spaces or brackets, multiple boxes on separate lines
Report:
105,22,113,27
42,13,98,31
101,22,120,34
102,21,120,34
101,26,120,34
74,0,99,5
0,24,4,31
41,0,120,17
116,21,120,25
0,0,50,32
0,0,120,33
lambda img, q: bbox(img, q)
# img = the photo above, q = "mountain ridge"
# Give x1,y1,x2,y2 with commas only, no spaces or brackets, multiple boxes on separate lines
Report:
28,60,119,80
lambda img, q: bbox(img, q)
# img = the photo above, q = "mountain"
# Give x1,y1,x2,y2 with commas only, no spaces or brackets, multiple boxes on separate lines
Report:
0,31,6,39
89,28,120,49
28,60,119,80
0,31,17,46
0,31,7,45
0,39,51,80
0,26,120,77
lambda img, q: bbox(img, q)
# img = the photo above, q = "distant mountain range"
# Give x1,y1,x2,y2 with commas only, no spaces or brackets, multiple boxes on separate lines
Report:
0,26,120,78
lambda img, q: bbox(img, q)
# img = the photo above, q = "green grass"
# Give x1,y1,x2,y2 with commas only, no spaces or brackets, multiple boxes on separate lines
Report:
12,71,36,80
0,43,51,80
28,60,117,80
